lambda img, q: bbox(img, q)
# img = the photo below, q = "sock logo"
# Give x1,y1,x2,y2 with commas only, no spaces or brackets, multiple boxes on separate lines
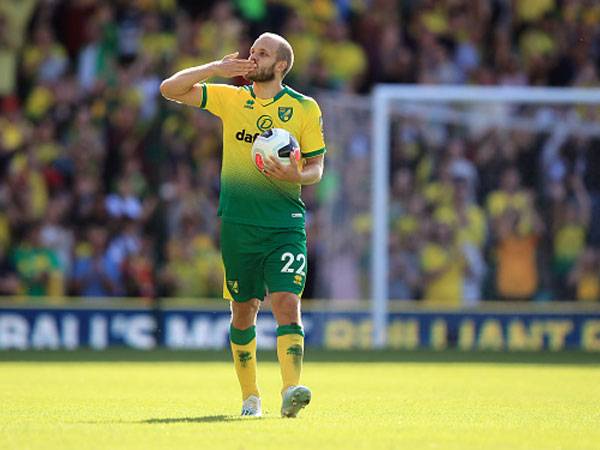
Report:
237,350,252,367
286,344,303,368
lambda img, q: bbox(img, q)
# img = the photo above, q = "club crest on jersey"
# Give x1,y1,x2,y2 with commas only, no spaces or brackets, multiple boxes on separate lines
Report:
278,106,293,122
244,99,255,109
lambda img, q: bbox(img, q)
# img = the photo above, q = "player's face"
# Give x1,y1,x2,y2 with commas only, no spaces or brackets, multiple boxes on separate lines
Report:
247,38,280,82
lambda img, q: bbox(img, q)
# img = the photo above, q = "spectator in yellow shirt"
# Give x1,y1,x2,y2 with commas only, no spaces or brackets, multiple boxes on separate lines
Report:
568,248,600,302
515,0,556,23
420,218,465,305
12,222,63,297
486,166,529,219
319,20,367,90
494,205,544,300
550,176,591,299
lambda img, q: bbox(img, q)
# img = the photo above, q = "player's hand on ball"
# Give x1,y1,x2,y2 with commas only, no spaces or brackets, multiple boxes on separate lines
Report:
264,149,302,183
216,52,257,78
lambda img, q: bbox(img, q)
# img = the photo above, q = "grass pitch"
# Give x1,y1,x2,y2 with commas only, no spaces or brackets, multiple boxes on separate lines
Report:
1,350,599,450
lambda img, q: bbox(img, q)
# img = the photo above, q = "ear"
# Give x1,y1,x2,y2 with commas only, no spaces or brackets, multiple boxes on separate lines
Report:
276,60,288,75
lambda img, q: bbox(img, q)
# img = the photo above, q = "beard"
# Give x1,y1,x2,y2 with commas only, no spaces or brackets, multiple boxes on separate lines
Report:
246,62,277,82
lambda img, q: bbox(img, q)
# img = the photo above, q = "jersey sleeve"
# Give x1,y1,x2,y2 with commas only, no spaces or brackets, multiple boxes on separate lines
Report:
199,83,238,117
300,99,327,158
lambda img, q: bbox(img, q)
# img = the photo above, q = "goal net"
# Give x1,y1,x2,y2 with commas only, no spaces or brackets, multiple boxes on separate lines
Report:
317,85,600,347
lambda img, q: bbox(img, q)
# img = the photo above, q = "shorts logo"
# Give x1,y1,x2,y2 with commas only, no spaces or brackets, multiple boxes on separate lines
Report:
227,280,239,294
278,106,293,122
294,274,303,286
256,115,273,132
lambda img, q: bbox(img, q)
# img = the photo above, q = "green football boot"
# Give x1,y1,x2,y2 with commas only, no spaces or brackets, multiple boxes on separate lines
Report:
280,385,311,418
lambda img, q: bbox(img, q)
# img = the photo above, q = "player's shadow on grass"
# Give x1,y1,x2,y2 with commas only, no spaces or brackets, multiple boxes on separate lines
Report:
77,415,265,425
142,415,252,424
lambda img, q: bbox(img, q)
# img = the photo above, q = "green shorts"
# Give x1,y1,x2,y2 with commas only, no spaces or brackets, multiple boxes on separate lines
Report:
221,221,307,302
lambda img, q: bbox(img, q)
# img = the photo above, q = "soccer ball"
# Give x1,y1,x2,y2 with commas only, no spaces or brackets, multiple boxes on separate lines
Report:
252,128,300,172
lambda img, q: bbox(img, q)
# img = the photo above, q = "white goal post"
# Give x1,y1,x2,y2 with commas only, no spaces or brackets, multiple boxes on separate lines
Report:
371,85,600,348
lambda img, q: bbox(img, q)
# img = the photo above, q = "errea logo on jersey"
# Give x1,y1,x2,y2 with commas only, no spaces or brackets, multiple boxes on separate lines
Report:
236,129,260,143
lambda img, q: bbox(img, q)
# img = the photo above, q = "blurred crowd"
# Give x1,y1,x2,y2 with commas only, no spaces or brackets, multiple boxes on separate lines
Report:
0,0,598,302
385,123,600,305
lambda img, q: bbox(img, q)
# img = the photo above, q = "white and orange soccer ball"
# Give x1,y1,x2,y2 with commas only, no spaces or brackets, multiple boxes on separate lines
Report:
251,128,300,172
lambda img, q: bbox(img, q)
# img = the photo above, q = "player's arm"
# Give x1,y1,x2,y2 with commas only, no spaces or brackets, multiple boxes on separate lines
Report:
159,52,256,107
299,154,324,185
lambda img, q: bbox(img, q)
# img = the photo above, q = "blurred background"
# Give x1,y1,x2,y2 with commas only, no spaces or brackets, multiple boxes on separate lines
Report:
1,0,599,351
3,5,600,448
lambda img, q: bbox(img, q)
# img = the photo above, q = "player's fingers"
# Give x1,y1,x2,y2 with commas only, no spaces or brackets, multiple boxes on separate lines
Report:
290,149,301,166
227,62,255,76
236,60,257,70
228,63,256,75
263,163,278,174
264,165,281,178
225,60,252,68
222,52,239,60
266,156,283,170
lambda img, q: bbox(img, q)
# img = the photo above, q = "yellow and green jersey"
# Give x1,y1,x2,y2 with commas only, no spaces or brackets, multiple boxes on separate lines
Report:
199,83,326,228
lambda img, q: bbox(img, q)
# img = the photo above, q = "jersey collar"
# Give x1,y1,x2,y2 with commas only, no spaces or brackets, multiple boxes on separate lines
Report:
247,84,288,106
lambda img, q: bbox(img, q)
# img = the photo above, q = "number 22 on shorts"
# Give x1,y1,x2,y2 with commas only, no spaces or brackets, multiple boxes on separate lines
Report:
280,252,306,276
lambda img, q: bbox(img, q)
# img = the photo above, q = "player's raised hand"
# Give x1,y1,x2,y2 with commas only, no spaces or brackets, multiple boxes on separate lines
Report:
215,52,257,78
264,149,302,183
